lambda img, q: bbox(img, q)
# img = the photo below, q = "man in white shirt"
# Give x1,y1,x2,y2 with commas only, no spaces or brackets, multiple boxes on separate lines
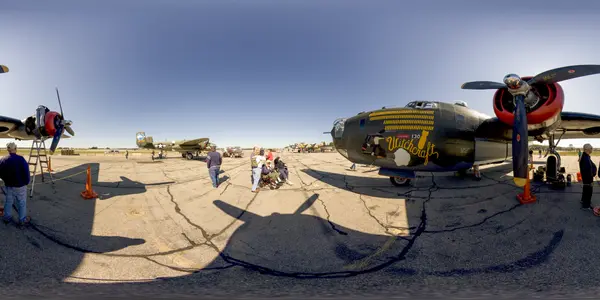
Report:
251,149,266,193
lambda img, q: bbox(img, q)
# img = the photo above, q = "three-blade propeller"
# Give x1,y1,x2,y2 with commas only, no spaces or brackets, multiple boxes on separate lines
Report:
461,65,600,186
49,87,75,154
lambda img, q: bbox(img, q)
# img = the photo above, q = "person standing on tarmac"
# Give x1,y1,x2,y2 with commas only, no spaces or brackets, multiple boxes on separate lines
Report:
206,146,222,188
250,146,259,184
251,149,266,193
579,143,596,211
0,142,31,226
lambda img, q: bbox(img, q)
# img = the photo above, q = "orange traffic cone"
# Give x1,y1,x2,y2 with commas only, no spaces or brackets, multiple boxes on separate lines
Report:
80,164,98,199
47,157,54,172
517,170,536,204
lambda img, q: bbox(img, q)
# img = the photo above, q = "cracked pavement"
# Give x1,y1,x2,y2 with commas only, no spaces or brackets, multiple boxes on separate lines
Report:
2,151,600,298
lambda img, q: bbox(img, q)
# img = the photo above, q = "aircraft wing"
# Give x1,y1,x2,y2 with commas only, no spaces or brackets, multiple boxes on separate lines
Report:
0,116,25,139
551,112,600,139
476,112,600,141
176,138,209,147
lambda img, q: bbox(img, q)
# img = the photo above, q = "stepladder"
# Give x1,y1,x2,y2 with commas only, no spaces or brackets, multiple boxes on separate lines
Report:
28,139,54,198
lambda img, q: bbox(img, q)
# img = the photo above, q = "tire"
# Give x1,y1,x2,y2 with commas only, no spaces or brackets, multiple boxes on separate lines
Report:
186,153,193,160
390,176,411,186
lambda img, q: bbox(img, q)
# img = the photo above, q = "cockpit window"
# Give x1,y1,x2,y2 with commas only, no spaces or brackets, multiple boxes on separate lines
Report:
333,118,346,139
405,101,437,109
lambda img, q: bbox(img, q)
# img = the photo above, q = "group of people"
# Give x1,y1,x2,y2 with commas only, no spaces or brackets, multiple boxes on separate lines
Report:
203,146,294,191
250,147,293,193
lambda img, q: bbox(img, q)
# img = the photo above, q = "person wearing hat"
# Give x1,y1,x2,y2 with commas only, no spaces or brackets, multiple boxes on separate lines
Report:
579,143,596,211
0,142,31,226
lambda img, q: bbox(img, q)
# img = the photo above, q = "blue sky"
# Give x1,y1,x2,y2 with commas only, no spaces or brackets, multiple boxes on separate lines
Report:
2,0,600,149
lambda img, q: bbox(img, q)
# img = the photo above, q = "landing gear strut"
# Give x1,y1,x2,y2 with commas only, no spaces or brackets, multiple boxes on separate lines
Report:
534,130,568,189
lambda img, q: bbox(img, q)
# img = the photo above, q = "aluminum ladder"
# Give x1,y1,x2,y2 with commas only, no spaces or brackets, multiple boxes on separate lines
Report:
27,139,54,198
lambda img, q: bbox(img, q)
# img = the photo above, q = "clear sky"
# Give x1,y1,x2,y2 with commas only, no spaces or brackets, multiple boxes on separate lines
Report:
2,0,600,149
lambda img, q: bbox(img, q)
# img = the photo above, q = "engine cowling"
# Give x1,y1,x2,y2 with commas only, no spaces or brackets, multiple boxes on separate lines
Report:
44,111,63,136
493,76,564,129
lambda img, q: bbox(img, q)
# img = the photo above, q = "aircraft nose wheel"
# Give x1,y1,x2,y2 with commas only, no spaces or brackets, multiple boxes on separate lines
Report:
390,176,411,186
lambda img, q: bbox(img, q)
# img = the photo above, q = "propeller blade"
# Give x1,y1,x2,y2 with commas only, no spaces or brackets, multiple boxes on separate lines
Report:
461,81,506,90
65,125,75,136
512,94,529,187
49,125,64,154
527,65,600,85
55,87,64,117
323,132,330,134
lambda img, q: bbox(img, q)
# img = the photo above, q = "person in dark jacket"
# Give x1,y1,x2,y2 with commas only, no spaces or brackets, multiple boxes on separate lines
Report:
0,142,31,225
274,157,293,185
206,146,222,188
579,143,596,210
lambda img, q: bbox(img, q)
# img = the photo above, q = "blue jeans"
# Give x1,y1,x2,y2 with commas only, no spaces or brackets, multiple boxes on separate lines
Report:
251,167,262,191
3,186,27,223
209,166,220,187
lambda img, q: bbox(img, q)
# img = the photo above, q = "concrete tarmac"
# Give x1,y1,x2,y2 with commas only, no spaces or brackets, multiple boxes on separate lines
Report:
1,151,600,298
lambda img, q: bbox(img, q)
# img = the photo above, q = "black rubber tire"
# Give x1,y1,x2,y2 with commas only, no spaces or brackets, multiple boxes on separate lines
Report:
390,177,411,186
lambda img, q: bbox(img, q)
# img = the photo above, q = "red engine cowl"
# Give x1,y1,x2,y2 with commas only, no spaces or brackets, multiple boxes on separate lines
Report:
493,76,564,128
44,111,63,136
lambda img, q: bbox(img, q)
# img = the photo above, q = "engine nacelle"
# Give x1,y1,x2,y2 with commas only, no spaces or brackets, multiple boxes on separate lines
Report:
493,76,564,129
44,111,63,136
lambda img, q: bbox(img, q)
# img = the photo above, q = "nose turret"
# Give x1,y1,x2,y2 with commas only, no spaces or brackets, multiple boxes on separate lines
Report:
330,118,348,158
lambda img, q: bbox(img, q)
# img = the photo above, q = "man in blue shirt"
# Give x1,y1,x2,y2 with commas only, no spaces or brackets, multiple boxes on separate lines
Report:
206,146,222,188
0,142,31,226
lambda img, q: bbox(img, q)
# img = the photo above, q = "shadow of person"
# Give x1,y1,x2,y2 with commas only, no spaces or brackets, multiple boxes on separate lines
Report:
218,175,230,185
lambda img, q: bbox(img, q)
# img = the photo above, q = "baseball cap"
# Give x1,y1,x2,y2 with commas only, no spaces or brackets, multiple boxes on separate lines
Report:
6,142,16,151
584,143,593,150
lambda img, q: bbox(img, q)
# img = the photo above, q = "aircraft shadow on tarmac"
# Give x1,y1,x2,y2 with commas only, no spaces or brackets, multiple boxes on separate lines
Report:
0,163,147,285
298,162,518,199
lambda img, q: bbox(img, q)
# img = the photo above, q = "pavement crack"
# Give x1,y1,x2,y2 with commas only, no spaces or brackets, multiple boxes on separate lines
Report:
317,197,348,235
166,185,211,241
219,182,231,195
359,194,417,235
424,203,522,234
143,257,198,274
181,233,197,246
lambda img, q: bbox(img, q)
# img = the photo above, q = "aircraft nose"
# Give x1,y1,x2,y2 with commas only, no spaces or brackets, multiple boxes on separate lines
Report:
330,118,349,158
